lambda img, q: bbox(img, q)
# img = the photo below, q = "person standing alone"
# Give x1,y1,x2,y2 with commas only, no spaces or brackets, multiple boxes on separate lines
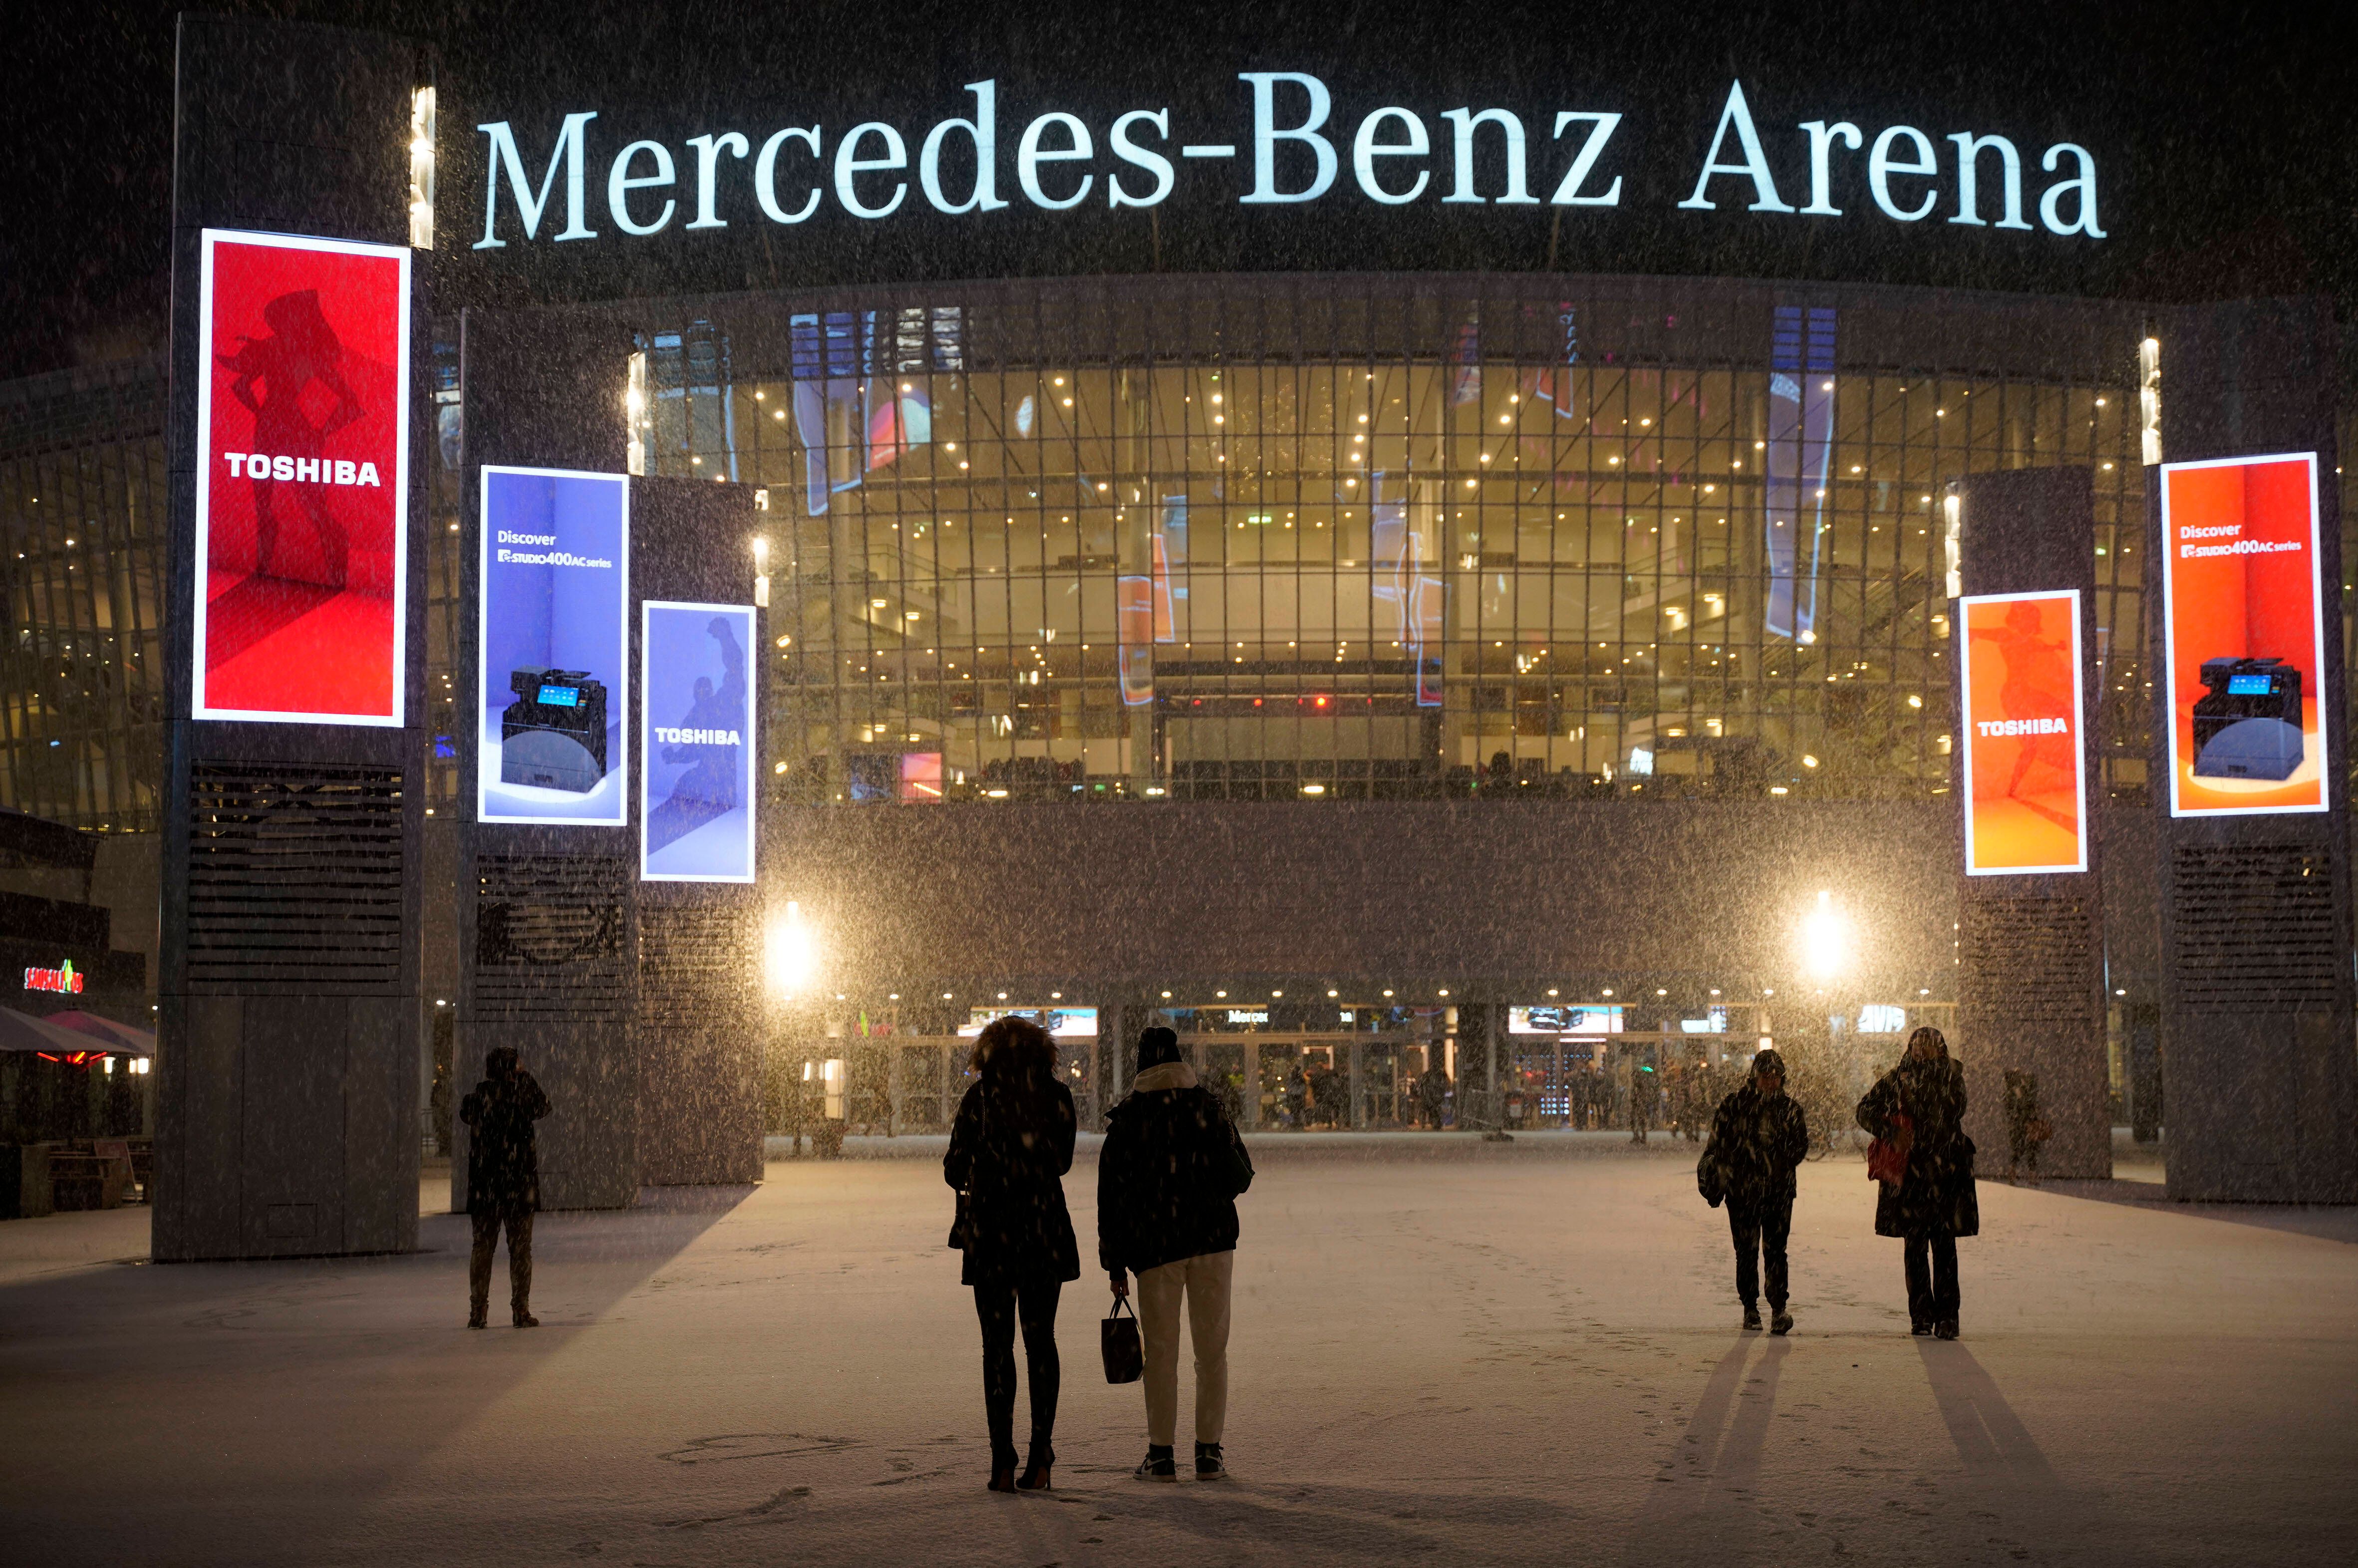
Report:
1099,1027,1255,1481
945,1017,1079,1493
460,1045,550,1329
1703,1048,1809,1333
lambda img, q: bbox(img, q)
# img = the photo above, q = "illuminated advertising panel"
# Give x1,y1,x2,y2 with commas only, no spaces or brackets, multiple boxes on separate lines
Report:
641,601,756,882
478,468,629,824
193,230,410,724
1509,1005,1624,1035
2159,453,2329,816
1959,589,2088,875
959,1007,1100,1038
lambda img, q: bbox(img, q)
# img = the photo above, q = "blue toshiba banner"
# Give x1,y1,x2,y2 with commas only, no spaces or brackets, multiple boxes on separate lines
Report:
641,600,756,882
478,467,629,824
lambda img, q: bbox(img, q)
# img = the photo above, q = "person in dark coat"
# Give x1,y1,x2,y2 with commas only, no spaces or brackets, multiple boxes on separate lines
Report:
944,1016,1079,1493
2004,1069,2043,1182
1704,1048,1810,1333
459,1045,550,1329
1856,1026,1980,1339
1100,1027,1254,1482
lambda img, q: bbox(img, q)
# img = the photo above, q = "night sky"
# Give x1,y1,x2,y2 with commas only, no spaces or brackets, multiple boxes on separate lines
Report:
3,0,2351,381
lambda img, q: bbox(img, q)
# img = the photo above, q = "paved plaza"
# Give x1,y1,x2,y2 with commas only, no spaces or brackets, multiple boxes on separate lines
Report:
4,1134,2355,1566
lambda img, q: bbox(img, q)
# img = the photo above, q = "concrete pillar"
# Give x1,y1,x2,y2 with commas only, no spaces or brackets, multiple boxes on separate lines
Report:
1953,466,2111,1179
155,16,425,1261
2154,299,2358,1202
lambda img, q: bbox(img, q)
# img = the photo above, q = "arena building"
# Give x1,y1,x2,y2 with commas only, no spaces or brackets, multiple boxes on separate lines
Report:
3,7,2352,1250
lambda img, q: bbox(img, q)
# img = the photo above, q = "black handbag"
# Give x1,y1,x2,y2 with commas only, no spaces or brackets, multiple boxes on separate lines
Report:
947,1090,981,1249
1101,1296,1143,1384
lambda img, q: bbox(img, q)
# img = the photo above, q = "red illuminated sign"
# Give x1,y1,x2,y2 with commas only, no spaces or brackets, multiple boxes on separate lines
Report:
2159,453,2329,816
22,960,83,995
193,231,410,725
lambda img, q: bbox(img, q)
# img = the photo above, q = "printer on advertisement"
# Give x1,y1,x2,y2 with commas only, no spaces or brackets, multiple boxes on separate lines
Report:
501,668,609,791
2192,656,2304,782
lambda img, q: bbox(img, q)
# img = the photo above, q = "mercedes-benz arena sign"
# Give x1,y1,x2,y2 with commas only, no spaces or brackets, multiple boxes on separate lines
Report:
472,76,2105,251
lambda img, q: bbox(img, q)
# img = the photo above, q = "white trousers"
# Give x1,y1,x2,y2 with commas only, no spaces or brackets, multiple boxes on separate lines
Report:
1135,1249,1234,1446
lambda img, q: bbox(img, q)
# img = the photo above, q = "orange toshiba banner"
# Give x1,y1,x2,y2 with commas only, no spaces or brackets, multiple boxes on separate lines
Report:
1961,590,2088,875
2159,453,2329,816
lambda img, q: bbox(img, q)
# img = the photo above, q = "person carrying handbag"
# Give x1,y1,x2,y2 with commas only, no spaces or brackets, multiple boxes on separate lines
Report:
1700,1049,1810,1334
1098,1027,1255,1482
1856,1026,1979,1339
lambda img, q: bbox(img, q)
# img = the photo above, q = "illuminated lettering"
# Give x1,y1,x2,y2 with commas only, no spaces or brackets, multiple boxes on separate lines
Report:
754,127,823,224
1948,132,2030,229
608,139,677,235
1868,126,1938,221
654,726,744,745
1240,71,1337,204
685,132,749,229
22,959,82,994
1017,111,1094,211
1679,80,1792,212
2039,142,2105,237
1441,107,1536,205
1549,112,1623,206
1798,120,1860,215
836,122,908,219
1108,109,1174,208
921,81,1009,215
475,111,598,248
1352,107,1429,205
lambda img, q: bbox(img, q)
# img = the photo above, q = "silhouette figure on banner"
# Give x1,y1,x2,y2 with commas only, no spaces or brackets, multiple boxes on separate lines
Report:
1972,602,2075,819
218,288,364,588
647,615,746,854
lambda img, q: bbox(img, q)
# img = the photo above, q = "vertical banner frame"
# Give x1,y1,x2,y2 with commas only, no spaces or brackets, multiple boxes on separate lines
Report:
2157,451,2329,818
1959,588,2089,876
191,229,411,726
476,465,631,825
640,599,758,884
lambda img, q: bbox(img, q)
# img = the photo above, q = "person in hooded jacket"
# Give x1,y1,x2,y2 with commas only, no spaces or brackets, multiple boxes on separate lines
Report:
1099,1027,1254,1482
459,1045,550,1329
1855,1026,1980,1339
1704,1048,1810,1333
944,1016,1079,1493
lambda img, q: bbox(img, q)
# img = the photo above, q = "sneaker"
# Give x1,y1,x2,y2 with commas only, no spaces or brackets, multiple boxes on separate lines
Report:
1135,1447,1178,1482
1195,1442,1226,1480
1742,1304,1763,1331
1935,1319,1960,1340
1910,1320,1933,1337
1770,1309,1793,1336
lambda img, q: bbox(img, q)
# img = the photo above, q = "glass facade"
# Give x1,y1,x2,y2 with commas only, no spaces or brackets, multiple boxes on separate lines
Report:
628,277,2177,807
3,279,2354,834
0,356,168,831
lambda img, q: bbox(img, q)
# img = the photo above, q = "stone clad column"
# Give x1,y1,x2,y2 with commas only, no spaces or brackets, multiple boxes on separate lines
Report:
1953,466,2109,1179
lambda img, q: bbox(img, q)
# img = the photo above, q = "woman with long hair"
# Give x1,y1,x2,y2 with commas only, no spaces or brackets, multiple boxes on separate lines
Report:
944,1016,1079,1492
1855,1025,1980,1338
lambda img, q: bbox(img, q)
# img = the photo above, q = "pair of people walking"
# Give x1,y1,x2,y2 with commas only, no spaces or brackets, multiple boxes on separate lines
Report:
944,1020,1251,1493
1700,1027,1978,1339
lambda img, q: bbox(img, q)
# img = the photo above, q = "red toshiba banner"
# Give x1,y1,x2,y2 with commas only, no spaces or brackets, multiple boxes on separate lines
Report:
193,231,410,725
1960,590,2088,875
2159,452,2328,816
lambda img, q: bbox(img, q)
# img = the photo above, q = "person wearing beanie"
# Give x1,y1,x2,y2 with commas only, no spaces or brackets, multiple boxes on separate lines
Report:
1098,1026,1254,1481
1700,1047,1810,1334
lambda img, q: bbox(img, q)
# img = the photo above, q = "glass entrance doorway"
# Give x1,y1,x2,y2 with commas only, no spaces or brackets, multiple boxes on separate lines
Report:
1175,1033,1428,1130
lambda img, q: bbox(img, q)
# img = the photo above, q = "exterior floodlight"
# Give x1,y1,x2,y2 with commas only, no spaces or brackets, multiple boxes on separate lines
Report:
765,900,819,997
1799,889,1850,981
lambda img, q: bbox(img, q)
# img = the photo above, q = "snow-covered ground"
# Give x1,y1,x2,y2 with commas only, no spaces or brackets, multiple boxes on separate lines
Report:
2,1135,2351,1566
